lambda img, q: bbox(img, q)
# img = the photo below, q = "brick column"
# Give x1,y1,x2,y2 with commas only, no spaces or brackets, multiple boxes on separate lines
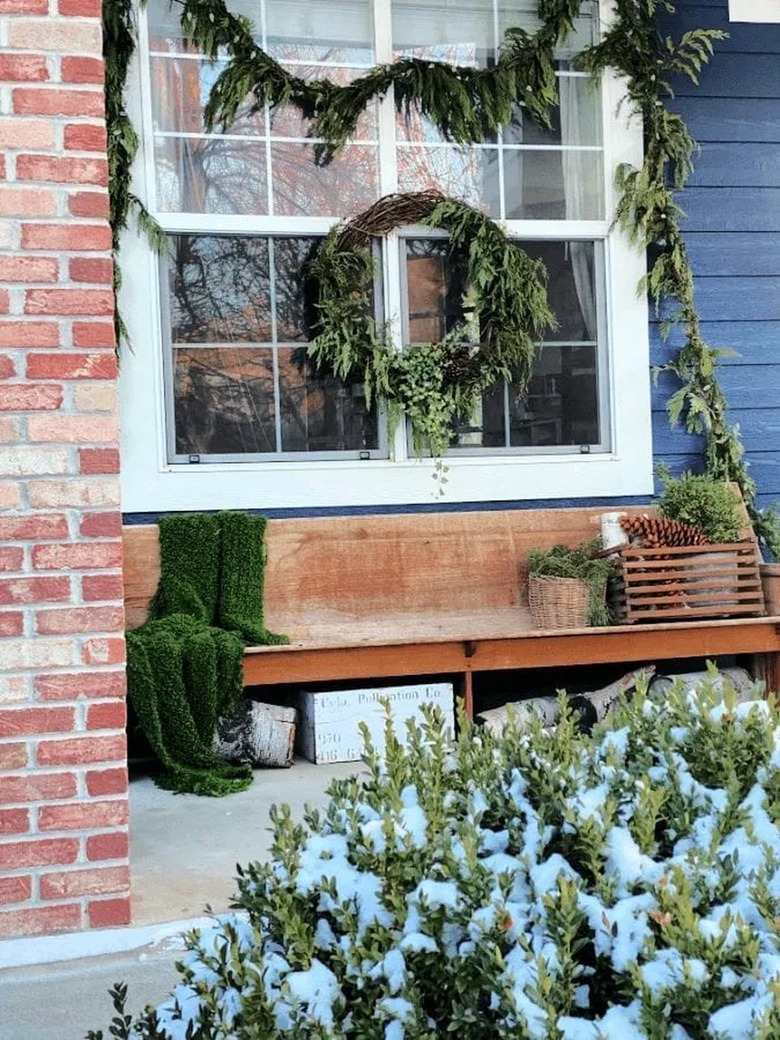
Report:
0,0,130,937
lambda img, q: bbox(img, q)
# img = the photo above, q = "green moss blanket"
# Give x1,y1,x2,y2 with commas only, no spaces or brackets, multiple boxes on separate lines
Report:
126,512,288,796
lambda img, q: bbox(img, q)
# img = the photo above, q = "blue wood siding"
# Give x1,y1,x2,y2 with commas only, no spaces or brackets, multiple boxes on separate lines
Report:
655,0,780,510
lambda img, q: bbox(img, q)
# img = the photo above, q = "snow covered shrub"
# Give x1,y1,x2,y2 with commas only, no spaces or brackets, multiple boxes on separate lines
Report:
90,668,780,1040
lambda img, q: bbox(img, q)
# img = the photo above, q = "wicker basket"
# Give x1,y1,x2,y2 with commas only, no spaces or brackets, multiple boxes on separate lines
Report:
528,574,592,629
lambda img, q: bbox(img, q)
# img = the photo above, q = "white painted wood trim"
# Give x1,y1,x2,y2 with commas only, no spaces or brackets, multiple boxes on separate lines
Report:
729,0,780,22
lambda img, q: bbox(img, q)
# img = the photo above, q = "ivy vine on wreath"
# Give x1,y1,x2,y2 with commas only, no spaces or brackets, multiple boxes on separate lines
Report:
306,190,555,473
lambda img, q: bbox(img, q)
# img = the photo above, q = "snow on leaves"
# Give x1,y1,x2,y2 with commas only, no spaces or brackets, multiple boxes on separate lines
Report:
93,669,780,1039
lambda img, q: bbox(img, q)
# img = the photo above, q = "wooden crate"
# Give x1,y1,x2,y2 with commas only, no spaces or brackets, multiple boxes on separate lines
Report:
613,541,766,624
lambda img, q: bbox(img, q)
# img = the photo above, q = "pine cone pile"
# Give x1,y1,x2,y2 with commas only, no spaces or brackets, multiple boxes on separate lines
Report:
620,514,709,548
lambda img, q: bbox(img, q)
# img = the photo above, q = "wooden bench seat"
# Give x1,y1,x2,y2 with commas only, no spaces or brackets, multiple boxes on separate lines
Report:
122,509,780,717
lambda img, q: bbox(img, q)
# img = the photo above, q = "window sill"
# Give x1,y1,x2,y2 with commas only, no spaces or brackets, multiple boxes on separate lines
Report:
121,450,654,512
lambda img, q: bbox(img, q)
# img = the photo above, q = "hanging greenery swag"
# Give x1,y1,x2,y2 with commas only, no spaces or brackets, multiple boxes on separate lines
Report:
307,190,555,463
104,0,780,552
196,0,584,165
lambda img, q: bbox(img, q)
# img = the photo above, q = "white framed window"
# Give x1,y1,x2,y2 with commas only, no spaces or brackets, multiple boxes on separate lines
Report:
119,0,652,511
728,0,780,22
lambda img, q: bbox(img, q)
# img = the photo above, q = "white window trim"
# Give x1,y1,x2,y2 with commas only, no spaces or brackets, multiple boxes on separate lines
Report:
729,0,780,22
119,0,653,512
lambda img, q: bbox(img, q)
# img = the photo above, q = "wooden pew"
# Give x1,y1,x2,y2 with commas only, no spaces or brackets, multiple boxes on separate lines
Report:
122,509,780,717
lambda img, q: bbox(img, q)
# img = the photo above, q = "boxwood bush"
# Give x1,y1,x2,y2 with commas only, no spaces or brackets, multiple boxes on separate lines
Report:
90,670,780,1040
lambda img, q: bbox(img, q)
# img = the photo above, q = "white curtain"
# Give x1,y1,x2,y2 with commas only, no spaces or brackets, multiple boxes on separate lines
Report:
559,67,598,341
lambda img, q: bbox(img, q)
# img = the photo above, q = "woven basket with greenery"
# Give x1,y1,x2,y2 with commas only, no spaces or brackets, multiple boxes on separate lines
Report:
527,574,592,629
526,541,615,629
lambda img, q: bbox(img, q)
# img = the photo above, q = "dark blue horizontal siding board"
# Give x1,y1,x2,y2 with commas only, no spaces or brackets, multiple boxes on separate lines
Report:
653,405,780,448
688,144,780,188
680,189,780,232
668,98,780,144
688,279,780,321
649,322,780,365
684,234,780,276
649,365,780,411
666,5,780,53
670,54,780,97
717,364,780,407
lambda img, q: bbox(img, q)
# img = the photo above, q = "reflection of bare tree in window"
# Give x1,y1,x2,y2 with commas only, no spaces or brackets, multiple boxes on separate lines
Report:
169,235,379,455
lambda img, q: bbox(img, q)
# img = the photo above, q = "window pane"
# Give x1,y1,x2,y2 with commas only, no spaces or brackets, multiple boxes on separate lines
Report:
503,149,603,221
271,143,379,217
169,237,271,343
504,74,602,147
174,347,277,455
279,349,379,452
269,67,378,140
397,146,500,215
509,345,600,447
166,235,382,458
522,240,597,342
405,239,470,343
265,0,375,64
497,0,599,56
393,0,496,64
154,136,269,215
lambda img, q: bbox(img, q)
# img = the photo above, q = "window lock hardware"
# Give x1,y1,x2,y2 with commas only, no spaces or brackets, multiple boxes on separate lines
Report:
579,445,591,455
188,454,201,464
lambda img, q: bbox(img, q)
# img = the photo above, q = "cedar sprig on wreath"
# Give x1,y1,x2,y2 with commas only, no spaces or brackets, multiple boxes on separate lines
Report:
305,191,556,480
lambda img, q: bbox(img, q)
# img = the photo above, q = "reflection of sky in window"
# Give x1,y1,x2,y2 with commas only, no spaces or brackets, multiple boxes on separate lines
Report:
198,61,224,111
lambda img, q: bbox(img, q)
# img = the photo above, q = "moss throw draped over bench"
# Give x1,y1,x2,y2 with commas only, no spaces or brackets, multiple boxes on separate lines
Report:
125,511,287,796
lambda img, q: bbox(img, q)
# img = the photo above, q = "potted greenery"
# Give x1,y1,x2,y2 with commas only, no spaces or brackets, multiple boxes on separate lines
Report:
613,469,763,622
656,468,744,543
526,540,616,629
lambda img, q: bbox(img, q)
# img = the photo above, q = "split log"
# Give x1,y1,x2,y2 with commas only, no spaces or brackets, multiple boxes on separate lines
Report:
477,666,656,735
477,695,561,735
215,699,297,768
649,667,759,704
569,666,656,732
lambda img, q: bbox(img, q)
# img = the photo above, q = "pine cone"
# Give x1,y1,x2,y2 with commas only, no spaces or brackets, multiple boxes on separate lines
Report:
620,514,709,548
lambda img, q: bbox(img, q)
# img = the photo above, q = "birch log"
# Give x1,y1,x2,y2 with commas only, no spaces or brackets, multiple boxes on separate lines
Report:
215,700,297,767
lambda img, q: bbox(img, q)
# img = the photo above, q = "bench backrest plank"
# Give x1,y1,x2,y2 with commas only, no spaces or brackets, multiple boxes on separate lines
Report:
122,508,639,630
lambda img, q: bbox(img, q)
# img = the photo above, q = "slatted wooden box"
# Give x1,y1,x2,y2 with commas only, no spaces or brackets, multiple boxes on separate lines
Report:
613,541,766,624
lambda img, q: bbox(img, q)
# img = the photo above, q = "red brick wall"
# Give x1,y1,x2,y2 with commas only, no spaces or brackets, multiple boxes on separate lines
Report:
0,0,130,937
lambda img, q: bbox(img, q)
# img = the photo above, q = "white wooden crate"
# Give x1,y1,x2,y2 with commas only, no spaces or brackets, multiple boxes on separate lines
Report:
297,683,454,764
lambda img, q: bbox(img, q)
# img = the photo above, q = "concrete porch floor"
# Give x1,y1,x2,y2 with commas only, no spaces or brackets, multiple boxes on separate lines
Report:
129,756,363,926
0,758,361,1040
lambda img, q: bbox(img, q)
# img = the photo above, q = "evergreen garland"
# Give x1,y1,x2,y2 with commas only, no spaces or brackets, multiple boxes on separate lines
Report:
180,0,584,166
102,0,166,347
307,192,555,466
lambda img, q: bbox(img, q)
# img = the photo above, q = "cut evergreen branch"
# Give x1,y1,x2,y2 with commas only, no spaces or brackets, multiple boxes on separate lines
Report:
102,0,167,348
